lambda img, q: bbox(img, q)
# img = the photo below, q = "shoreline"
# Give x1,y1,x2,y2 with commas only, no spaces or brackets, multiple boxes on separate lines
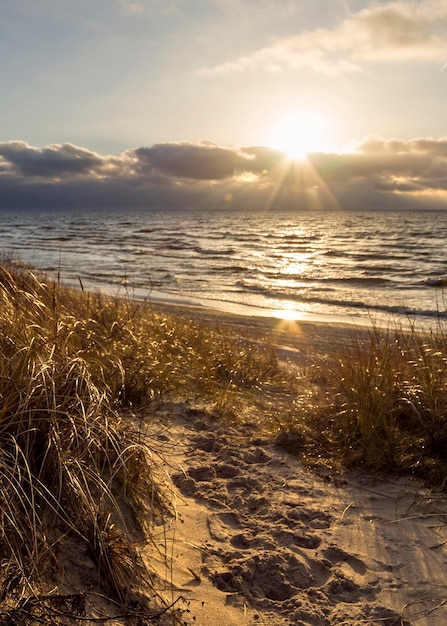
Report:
71,269,433,333
149,298,378,367
85,275,440,337
2,261,447,625
89,278,372,328
53,268,447,335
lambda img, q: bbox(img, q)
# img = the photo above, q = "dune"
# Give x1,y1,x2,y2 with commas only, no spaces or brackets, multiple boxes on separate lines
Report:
2,264,445,625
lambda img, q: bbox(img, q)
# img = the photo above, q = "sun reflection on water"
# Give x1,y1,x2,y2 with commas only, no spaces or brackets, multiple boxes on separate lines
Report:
274,308,302,321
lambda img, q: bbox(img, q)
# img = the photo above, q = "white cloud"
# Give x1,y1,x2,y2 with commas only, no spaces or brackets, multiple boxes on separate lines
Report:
200,0,447,75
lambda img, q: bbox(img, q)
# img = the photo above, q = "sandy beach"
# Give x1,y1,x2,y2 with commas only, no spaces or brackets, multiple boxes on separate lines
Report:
146,303,447,626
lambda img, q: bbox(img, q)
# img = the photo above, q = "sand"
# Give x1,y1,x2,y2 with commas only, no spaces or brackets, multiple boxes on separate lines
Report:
145,305,447,626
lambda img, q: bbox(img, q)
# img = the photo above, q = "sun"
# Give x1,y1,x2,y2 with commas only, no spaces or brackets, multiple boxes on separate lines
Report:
266,110,331,160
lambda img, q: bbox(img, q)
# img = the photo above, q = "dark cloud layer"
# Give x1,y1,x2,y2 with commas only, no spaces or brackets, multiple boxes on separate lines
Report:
0,137,447,211
134,142,258,180
0,142,104,178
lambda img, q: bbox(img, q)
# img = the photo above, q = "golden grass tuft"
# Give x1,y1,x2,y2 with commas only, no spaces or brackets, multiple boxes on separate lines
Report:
273,321,447,487
0,263,171,622
328,322,447,484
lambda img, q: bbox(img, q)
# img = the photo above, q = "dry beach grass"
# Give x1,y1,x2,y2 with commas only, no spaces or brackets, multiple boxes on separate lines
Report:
0,261,446,624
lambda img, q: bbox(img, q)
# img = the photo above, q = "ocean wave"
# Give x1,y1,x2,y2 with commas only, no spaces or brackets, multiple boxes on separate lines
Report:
266,232,320,242
253,272,393,287
194,246,236,256
236,281,445,319
43,236,74,242
154,242,189,250
207,264,248,273
322,276,393,287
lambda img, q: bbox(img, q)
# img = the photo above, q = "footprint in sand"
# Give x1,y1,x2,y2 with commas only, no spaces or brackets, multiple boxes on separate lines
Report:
321,545,368,576
187,466,216,481
207,511,242,542
212,550,313,601
230,532,253,550
241,447,271,464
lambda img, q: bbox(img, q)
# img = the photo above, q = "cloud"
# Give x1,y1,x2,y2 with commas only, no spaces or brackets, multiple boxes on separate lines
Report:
200,0,447,75
134,141,259,180
1,136,447,211
0,141,105,178
132,141,288,180
309,135,447,209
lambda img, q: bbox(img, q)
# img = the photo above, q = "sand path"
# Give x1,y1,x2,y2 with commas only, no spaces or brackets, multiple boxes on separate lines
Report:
149,402,447,626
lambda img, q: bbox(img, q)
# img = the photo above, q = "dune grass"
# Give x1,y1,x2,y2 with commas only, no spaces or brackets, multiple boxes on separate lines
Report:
0,263,180,622
270,319,447,488
0,261,284,623
327,322,447,485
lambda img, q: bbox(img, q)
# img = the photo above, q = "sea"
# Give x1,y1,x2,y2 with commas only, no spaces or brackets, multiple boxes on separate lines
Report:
1,207,447,328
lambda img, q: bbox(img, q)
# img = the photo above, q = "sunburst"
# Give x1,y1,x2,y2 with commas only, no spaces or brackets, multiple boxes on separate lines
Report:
266,110,332,160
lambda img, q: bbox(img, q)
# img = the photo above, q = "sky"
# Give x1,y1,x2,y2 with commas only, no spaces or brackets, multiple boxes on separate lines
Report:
1,0,447,211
